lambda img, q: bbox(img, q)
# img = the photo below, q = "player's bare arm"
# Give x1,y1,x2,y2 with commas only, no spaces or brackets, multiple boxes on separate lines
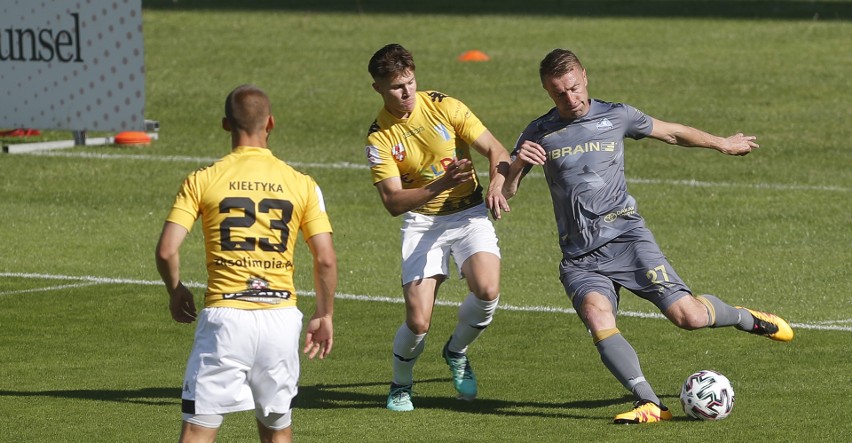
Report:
303,232,337,360
374,159,474,216
649,117,759,156
471,130,511,220
503,140,547,199
155,221,197,323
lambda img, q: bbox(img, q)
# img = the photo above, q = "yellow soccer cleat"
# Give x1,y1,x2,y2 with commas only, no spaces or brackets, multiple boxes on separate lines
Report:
613,401,673,424
740,307,794,342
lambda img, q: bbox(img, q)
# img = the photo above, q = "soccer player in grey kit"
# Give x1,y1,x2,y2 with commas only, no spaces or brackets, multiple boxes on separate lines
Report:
504,49,794,424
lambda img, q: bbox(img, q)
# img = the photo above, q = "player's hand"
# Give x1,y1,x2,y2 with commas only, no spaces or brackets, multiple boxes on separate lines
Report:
515,140,547,165
486,183,511,220
719,133,759,156
303,315,333,360
169,282,197,323
441,158,474,187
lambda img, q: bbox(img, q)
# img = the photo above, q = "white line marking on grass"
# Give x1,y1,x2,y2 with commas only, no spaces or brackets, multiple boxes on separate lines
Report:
24,151,368,171
812,319,852,325
0,281,100,296
20,151,850,193
3,272,849,332
1,272,166,286
330,291,850,330
626,177,849,193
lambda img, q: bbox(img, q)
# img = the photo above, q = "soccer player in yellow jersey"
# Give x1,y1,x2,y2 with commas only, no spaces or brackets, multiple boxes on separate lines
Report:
365,44,511,411
155,85,337,443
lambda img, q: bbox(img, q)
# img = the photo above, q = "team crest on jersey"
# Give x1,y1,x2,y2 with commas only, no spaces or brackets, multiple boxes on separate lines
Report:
434,124,451,141
391,143,406,162
596,118,613,130
366,145,382,166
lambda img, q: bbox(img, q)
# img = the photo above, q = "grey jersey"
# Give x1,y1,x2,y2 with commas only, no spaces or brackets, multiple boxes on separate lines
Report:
514,99,653,258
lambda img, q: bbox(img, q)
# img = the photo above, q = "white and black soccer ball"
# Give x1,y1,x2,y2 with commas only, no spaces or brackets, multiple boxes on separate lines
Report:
679,369,735,420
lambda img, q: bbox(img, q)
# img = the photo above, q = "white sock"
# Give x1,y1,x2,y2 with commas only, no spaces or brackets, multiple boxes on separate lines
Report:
392,323,426,386
448,293,499,354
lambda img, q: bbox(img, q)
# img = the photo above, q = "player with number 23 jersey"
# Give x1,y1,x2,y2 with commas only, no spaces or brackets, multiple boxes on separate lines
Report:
166,146,332,309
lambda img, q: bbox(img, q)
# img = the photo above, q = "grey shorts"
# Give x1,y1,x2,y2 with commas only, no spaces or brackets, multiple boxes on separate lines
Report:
559,226,691,315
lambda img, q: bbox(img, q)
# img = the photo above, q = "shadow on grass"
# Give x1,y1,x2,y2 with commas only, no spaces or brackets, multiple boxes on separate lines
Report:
0,379,650,419
294,377,637,419
0,380,688,420
0,387,179,406
142,0,851,21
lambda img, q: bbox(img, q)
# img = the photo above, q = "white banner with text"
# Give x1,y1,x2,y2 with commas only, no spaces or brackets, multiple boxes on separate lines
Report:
0,0,145,132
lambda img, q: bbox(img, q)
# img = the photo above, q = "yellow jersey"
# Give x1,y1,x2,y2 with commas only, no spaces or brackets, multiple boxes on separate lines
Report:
166,146,332,309
365,91,487,215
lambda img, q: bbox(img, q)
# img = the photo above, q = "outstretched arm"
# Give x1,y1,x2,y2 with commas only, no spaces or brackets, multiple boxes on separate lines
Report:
649,118,759,155
303,232,337,360
470,130,511,220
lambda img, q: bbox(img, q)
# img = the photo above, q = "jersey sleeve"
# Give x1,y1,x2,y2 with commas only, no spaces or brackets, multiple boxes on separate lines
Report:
300,180,333,240
623,104,653,140
365,131,400,185
165,172,202,231
443,95,487,145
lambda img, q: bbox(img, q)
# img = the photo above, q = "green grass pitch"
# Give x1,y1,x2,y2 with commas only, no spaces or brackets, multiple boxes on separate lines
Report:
1,1,850,442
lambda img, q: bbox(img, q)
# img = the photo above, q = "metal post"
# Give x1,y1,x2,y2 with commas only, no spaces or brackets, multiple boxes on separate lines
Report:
72,130,86,146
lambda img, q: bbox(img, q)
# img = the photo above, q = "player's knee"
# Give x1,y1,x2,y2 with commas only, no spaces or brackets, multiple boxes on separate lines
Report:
406,318,431,335
667,297,711,330
182,413,223,429
473,283,500,301
670,310,708,330
256,410,292,431
578,299,613,326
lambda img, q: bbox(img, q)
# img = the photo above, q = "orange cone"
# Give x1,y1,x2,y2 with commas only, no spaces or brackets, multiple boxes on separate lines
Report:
114,131,152,145
457,50,490,62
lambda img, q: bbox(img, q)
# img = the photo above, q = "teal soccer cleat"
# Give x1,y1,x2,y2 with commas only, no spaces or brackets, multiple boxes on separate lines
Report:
386,383,414,412
442,338,477,400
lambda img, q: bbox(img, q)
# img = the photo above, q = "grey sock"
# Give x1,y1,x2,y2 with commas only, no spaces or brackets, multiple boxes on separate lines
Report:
596,333,660,405
698,294,745,328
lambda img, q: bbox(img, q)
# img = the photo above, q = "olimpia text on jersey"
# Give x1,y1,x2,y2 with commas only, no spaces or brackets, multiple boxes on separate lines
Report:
214,256,294,271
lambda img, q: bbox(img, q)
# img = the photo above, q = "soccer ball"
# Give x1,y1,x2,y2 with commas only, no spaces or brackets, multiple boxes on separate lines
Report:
679,370,735,420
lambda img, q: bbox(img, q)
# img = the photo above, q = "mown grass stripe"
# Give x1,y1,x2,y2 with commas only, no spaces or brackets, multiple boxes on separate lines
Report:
2,272,848,332
19,150,849,193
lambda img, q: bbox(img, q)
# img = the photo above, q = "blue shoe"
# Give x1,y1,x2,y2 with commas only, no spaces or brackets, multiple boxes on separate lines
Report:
387,383,414,412
442,338,477,400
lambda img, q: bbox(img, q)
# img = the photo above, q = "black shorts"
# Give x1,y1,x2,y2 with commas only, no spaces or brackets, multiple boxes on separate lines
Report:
559,226,692,315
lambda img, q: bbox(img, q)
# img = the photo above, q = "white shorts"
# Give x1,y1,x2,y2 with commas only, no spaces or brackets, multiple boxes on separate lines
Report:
400,203,500,285
181,307,303,417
